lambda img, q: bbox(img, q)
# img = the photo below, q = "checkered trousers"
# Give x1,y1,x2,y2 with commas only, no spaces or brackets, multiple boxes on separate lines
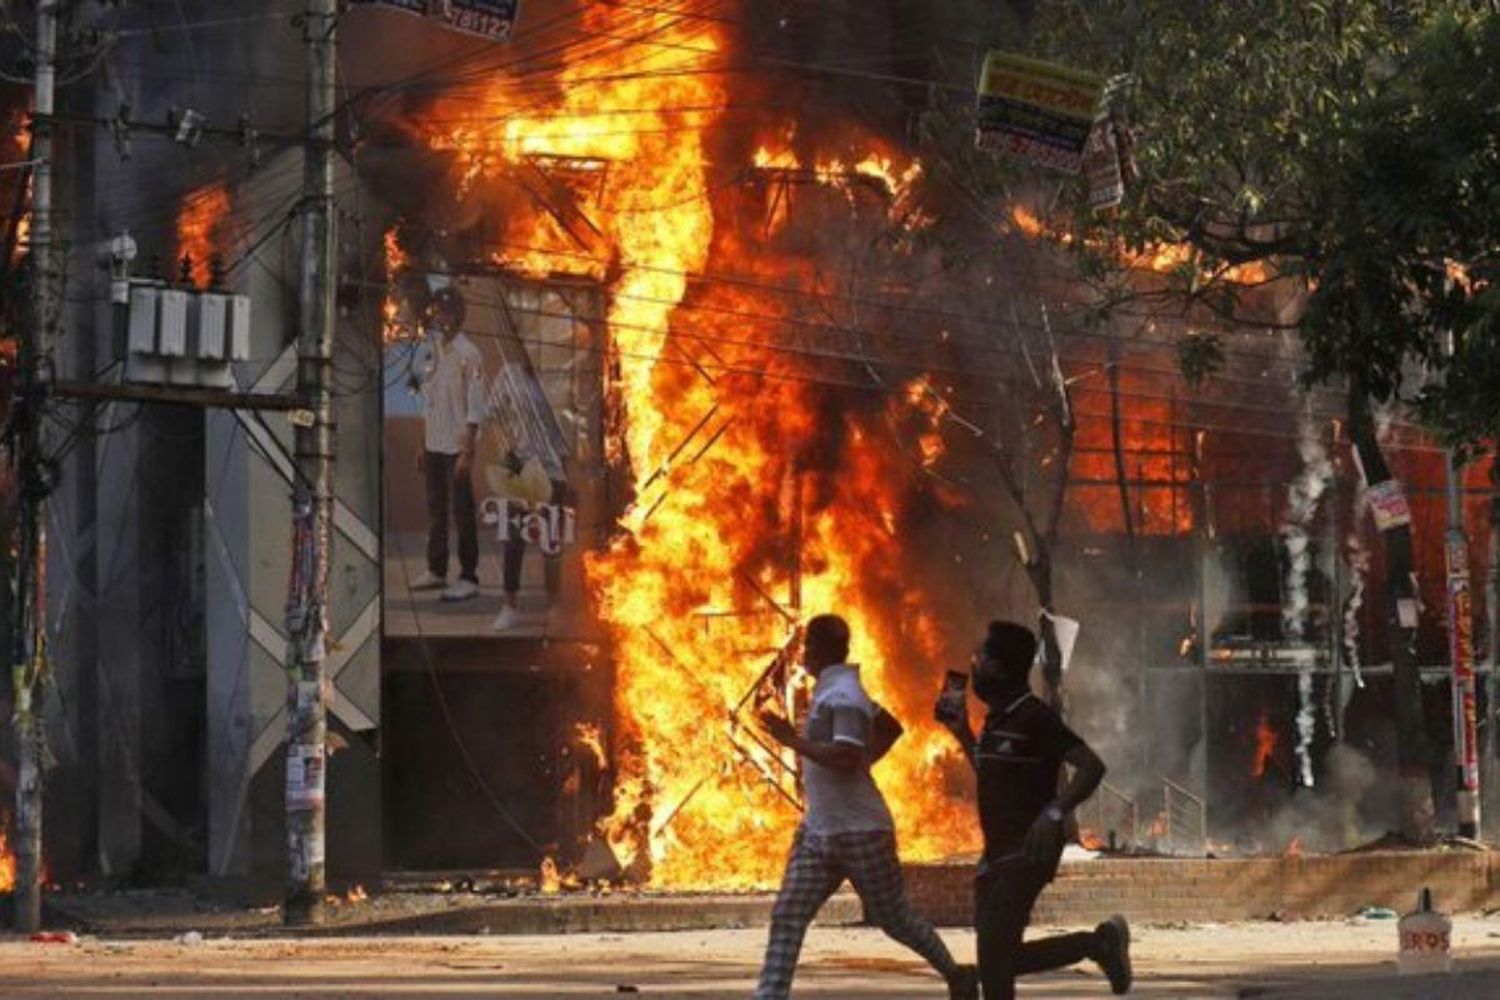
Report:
754,827,958,1000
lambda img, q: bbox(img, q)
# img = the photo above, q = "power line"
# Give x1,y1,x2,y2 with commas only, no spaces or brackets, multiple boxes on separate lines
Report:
374,293,1446,450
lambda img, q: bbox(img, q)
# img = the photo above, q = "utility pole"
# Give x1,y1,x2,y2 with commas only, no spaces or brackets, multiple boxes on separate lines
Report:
284,0,337,926
10,0,60,935
1443,332,1480,840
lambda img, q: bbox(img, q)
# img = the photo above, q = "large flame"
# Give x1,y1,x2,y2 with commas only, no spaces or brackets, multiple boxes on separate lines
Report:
416,2,977,887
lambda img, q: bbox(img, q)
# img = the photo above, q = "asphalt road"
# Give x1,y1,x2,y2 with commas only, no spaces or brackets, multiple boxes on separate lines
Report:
2,920,1500,997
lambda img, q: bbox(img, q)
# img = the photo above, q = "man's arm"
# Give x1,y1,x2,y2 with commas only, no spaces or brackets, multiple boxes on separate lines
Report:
1022,724,1106,865
457,422,479,471
760,711,866,773
939,716,978,773
1054,742,1106,815
457,355,485,474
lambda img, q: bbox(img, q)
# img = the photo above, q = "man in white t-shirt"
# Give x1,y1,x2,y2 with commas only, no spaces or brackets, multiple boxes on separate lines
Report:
755,614,976,1000
411,287,486,602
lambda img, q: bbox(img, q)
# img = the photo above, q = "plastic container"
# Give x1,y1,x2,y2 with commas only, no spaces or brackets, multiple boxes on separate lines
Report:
1397,887,1453,976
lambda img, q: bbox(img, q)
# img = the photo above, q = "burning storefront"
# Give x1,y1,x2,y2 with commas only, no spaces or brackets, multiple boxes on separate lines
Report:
6,1,1497,901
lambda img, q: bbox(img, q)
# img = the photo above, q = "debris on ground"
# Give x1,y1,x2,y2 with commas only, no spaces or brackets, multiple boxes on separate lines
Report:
28,931,78,945
1355,906,1399,920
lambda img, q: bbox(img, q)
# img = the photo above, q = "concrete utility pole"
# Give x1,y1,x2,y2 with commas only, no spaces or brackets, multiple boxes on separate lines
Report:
1443,331,1480,840
10,0,60,935
284,0,338,926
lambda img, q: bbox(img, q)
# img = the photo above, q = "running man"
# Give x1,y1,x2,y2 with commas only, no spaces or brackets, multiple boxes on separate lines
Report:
755,613,977,1000
937,620,1132,1000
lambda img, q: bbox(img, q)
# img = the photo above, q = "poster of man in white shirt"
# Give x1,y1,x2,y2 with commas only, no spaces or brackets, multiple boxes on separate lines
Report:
382,274,606,640
410,286,486,603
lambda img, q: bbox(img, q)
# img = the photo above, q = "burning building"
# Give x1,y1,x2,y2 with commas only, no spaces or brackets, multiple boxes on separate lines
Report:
4,0,1496,902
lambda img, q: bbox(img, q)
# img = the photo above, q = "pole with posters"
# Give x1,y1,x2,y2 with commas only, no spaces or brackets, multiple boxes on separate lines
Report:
10,0,59,934
284,0,338,926
1445,453,1481,839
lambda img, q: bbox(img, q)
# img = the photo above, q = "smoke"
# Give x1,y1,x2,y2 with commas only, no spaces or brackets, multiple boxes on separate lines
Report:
1344,481,1372,689
1256,742,1383,853
1280,413,1332,787
1295,671,1316,788
1281,413,1333,643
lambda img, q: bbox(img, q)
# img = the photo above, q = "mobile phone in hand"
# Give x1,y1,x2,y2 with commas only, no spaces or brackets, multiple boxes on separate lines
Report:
934,670,968,723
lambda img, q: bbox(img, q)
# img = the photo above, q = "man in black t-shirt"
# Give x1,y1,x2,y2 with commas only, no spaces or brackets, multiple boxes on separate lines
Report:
937,621,1132,1000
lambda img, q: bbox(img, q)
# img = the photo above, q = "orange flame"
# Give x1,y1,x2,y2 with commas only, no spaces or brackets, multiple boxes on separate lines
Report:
381,227,409,344
1010,206,1269,284
574,722,608,771
539,856,562,895
0,812,14,893
175,184,232,288
418,3,976,889
1251,709,1278,778
1284,836,1303,858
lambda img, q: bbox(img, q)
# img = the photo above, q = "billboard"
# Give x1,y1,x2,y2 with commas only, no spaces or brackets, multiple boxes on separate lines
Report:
382,275,606,639
976,50,1105,173
353,0,520,42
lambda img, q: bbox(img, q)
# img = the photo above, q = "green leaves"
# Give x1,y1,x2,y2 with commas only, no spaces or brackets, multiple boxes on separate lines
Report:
1024,0,1500,457
1176,331,1226,388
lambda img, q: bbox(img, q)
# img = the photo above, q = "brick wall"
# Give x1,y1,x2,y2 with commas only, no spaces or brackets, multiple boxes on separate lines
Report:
903,852,1500,927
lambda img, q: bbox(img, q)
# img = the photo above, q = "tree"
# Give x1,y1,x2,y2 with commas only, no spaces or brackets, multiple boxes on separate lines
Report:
1000,1,1500,840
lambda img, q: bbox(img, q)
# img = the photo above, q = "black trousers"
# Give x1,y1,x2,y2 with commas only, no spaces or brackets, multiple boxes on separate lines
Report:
500,480,567,597
975,854,1097,1000
424,450,478,583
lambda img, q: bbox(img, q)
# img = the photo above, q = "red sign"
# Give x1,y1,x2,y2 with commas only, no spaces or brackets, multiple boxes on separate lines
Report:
1446,533,1479,791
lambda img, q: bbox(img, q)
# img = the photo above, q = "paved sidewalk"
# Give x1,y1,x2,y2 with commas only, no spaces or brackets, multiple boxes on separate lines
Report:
2,919,1500,997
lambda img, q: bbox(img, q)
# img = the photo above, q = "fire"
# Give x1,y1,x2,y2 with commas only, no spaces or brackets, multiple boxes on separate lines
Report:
381,227,409,344
539,856,580,895
175,183,231,288
417,2,976,889
754,138,924,225
0,812,14,893
1010,206,1270,284
1284,836,1303,858
539,856,561,894
1251,709,1278,778
5,103,32,267
1078,827,1107,851
574,722,608,771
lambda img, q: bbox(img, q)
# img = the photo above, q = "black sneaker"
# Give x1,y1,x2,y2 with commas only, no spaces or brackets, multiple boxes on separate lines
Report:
1094,914,1132,994
946,963,978,1000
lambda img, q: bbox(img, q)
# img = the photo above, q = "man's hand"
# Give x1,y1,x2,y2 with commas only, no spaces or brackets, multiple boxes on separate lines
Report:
1022,807,1065,867
935,707,971,740
935,708,976,770
759,711,797,747
455,448,473,478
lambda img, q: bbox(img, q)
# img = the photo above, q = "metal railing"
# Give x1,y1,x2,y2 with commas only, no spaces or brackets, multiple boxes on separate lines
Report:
1162,777,1207,856
1082,780,1139,851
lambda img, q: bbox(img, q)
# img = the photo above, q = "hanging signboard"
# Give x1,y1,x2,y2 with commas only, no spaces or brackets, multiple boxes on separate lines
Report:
975,51,1106,174
1366,479,1412,532
354,0,520,42
1083,116,1125,212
